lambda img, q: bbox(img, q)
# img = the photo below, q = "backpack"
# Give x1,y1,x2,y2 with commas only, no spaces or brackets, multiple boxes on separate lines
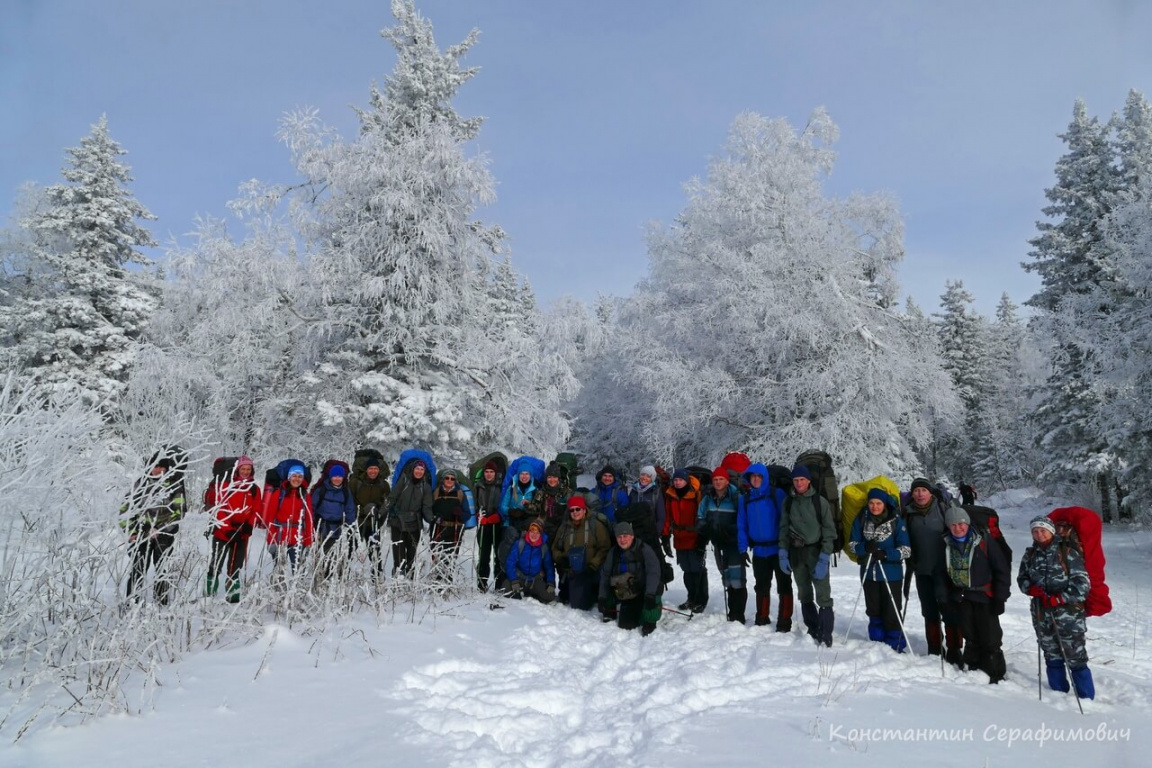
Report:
795,450,842,551
685,465,713,490
553,452,581,491
211,456,241,484
963,505,1013,572
616,501,660,552
392,448,438,488
502,456,547,495
720,452,752,491
351,448,389,479
766,464,793,494
266,459,312,490
1048,506,1112,617
470,451,509,487
839,475,901,563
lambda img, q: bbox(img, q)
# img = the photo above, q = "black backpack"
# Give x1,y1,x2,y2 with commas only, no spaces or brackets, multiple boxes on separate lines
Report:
795,450,842,550
963,504,1013,570
615,501,660,553
766,464,793,494
211,456,240,484
352,448,389,479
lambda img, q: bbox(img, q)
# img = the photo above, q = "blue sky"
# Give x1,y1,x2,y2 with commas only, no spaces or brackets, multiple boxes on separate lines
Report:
3,1,1150,314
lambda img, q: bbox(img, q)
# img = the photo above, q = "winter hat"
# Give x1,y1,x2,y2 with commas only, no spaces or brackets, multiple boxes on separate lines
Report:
615,521,634,537
329,465,346,479
1030,516,1056,536
412,460,426,472
672,469,689,482
944,506,970,527
546,463,562,478
567,496,587,512
484,460,499,473
365,457,381,470
639,465,657,481
235,456,254,470
287,465,305,478
598,465,618,482
866,487,896,509
791,464,812,481
910,478,933,493
711,467,728,481
528,518,546,533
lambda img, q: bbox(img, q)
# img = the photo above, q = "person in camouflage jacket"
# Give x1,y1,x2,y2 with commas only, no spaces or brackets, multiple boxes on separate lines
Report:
121,449,186,605
1018,516,1095,699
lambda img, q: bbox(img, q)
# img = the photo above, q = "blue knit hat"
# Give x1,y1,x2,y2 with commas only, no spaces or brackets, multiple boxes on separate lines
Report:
791,464,812,481
866,487,896,509
329,465,346,478
672,469,689,482
287,465,305,478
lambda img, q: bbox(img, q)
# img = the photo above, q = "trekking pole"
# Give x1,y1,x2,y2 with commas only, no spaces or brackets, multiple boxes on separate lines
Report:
1048,613,1084,715
1037,639,1042,701
879,567,916,657
900,561,913,624
662,605,694,620
718,545,729,619
840,552,873,645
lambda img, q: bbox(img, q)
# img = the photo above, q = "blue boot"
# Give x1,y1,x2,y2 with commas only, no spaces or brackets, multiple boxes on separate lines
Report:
1070,665,1095,700
867,618,885,642
885,629,907,653
1046,659,1070,692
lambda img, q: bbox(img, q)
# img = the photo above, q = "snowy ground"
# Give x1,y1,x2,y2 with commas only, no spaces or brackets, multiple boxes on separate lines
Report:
6,489,1150,767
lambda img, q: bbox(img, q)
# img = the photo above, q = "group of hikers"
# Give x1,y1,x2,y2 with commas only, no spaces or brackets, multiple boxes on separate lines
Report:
118,446,1110,702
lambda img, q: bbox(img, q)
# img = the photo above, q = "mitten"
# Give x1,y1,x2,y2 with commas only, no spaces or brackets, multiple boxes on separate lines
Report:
814,553,830,581
778,549,791,575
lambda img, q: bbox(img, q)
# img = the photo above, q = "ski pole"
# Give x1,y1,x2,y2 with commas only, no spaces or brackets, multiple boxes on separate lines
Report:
662,605,694,620
900,561,913,624
1048,612,1084,715
840,551,873,645
879,564,915,656
1037,638,1042,701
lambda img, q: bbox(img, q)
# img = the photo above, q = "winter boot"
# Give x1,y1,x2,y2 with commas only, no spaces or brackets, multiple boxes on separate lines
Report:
754,593,771,626
1070,665,1095,700
226,577,240,604
727,587,748,624
944,624,964,668
205,575,219,597
925,620,943,656
1046,659,1070,692
818,606,835,647
885,629,907,653
776,594,794,633
678,600,693,611
640,623,658,637
985,650,1006,684
801,601,820,640
867,617,885,642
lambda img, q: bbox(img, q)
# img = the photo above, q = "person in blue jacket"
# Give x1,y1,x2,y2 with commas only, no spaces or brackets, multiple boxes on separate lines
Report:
505,518,556,604
738,464,792,630
698,467,747,623
848,488,912,652
593,466,630,524
311,463,356,579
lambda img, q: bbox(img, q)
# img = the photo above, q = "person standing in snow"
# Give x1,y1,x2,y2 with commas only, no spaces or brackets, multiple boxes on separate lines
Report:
552,496,612,611
663,469,708,613
387,459,434,578
848,488,911,652
737,463,793,629
121,448,187,605
697,467,747,623
204,456,260,602
958,481,977,507
1018,516,1095,699
428,470,471,581
599,522,661,635
628,465,666,543
778,464,837,645
900,478,960,661
935,506,1009,683
473,461,505,592
350,457,390,579
264,465,314,573
311,463,356,580
500,467,539,535
505,518,556,604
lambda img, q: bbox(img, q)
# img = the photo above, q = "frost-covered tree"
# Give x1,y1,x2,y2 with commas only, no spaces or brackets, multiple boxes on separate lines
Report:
1025,100,1124,505
580,110,957,479
0,117,158,407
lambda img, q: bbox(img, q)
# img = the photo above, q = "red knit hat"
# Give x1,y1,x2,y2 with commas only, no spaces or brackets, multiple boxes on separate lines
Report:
567,496,587,511
711,467,728,480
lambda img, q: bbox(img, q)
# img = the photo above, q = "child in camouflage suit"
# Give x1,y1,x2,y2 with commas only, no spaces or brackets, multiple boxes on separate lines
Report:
1018,516,1094,699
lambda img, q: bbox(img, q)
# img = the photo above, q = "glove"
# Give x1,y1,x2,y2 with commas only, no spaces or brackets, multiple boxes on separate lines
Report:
1041,593,1065,609
1026,585,1046,599
661,536,673,558
778,549,791,575
239,523,254,537
990,600,1005,616
742,552,751,567
507,580,522,595
865,541,880,558
814,553,830,581
545,584,556,600
598,598,611,616
480,513,501,526
644,594,658,611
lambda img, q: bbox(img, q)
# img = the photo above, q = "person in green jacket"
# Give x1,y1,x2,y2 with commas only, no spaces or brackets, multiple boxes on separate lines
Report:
120,448,186,606
778,464,837,646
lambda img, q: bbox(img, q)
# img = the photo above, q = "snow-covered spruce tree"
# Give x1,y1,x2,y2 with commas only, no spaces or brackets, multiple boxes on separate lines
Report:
902,295,960,480
597,110,956,479
275,1,565,461
931,279,988,481
0,117,158,408
967,294,1044,492
1024,99,1123,510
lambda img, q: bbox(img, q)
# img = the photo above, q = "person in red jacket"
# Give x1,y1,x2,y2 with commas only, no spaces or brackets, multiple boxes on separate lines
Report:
662,469,707,613
263,464,314,572
204,456,261,602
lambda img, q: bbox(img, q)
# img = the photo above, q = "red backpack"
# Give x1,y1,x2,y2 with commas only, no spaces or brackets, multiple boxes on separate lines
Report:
1048,506,1112,617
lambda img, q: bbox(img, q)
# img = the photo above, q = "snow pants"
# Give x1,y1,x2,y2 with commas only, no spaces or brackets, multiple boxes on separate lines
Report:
127,531,176,605
792,544,833,609
1032,602,1088,666
390,526,421,577
475,522,505,590
676,548,709,608
959,600,1006,682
